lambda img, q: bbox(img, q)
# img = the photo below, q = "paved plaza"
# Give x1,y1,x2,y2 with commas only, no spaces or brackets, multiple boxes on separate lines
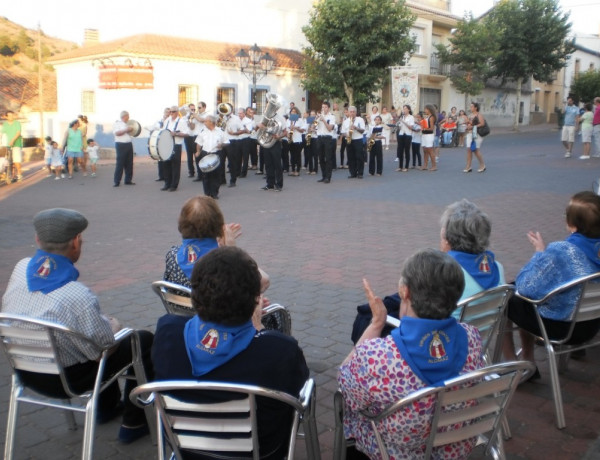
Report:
1,125,600,459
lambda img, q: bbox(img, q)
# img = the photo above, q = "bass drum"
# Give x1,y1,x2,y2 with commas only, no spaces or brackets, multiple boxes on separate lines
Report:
199,153,220,173
148,129,174,161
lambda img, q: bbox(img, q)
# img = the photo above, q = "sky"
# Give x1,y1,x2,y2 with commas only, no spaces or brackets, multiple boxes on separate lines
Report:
1,0,598,46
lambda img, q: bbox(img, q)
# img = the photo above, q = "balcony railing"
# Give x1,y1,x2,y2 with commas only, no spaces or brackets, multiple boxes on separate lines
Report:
429,54,451,76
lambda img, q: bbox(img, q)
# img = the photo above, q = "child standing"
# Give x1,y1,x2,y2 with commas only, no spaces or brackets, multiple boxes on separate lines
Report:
50,141,64,180
411,113,423,169
87,139,99,176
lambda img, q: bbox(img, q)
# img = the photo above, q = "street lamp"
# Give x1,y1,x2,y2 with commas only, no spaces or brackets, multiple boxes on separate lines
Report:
235,43,275,109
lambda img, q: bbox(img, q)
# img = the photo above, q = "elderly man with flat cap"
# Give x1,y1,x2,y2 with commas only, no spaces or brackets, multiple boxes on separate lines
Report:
1,208,154,444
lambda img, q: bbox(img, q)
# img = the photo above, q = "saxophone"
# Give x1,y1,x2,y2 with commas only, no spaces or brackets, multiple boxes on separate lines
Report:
288,121,294,143
367,131,376,153
306,116,319,146
346,117,354,144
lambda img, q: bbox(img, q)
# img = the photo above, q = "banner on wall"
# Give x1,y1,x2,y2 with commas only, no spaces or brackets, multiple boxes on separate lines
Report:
98,65,154,90
391,66,418,112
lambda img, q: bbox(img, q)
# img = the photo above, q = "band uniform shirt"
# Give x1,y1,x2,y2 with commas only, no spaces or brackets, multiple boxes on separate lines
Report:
2,258,115,367
196,127,228,153
342,117,366,140
239,116,252,140
164,117,184,145
291,118,307,143
186,114,202,137
113,119,132,143
226,115,243,142
316,113,336,138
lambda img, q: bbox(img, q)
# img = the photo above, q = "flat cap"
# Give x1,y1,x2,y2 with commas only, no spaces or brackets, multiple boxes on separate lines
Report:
33,208,88,243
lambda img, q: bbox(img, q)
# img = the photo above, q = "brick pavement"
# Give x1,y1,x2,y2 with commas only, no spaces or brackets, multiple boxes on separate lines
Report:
1,124,600,459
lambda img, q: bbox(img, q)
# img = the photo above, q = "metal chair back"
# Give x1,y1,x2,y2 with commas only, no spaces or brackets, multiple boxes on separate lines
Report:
131,378,321,460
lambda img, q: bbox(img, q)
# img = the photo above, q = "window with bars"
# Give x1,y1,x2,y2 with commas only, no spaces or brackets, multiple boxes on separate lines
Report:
81,90,95,113
254,89,268,115
217,87,236,108
179,85,198,107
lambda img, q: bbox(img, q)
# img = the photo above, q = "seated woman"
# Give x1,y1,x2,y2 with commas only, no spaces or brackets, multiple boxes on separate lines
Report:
503,191,600,377
152,246,309,459
339,249,485,459
351,199,505,343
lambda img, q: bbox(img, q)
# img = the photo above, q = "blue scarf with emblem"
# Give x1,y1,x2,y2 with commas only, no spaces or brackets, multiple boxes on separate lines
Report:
391,316,468,387
184,315,256,376
566,233,600,269
448,250,500,290
26,249,79,294
176,238,219,279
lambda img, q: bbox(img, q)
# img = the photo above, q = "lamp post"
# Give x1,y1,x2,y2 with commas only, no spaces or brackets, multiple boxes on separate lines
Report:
235,43,275,110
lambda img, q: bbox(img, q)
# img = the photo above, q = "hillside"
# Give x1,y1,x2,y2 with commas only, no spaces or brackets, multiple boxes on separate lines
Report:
0,16,78,114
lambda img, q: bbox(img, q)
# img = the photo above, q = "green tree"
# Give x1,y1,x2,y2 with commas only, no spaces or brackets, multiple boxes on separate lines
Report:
486,0,574,130
435,13,498,111
302,0,416,106
570,69,600,104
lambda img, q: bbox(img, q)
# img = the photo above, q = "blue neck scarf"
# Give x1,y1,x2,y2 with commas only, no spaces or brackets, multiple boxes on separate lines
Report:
391,316,468,387
184,316,256,377
26,249,79,294
448,250,500,290
176,238,219,279
566,232,600,269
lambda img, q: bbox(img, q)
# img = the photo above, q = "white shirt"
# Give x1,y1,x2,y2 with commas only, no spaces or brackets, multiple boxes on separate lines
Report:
397,114,415,136
196,127,228,153
290,118,307,143
164,116,184,145
113,120,131,143
242,116,254,139
186,114,202,136
226,116,243,141
381,112,393,132
342,117,365,140
316,112,336,137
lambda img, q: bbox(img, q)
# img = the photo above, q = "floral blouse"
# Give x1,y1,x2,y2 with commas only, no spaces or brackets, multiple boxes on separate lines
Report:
338,323,483,459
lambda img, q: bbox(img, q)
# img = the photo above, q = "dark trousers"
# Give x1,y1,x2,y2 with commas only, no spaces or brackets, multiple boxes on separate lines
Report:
281,141,290,172
199,150,222,198
184,135,197,176
317,137,333,180
290,142,303,173
264,141,283,188
340,135,347,166
411,142,422,167
348,139,364,177
163,144,182,190
307,140,318,173
18,330,154,427
114,142,134,185
157,161,165,180
331,137,338,169
249,138,258,167
225,143,240,184
258,146,265,173
369,141,383,175
397,134,412,169
238,139,250,177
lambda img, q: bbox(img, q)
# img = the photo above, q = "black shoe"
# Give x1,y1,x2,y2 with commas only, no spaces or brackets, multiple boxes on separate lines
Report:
192,178,202,182
324,179,330,183
188,173,194,178
169,188,177,192
261,186,273,191
255,171,264,175
228,183,236,188
113,183,120,187
155,178,164,182
317,178,325,182
348,175,356,179
357,175,363,179
239,174,247,178
124,182,135,185
274,186,282,192
160,186,169,191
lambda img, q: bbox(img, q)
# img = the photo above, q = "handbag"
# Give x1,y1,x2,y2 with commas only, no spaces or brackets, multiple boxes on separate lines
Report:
470,140,477,152
478,119,490,137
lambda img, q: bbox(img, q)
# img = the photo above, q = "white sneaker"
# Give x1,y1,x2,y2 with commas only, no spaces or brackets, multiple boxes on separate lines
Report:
91,172,96,177
580,155,591,160
394,158,399,162
55,176,61,180
61,173,65,178
564,152,571,158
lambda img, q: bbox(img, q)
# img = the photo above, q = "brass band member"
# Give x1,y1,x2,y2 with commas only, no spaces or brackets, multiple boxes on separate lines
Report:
342,106,366,179
316,101,337,183
161,106,186,191
183,103,200,179
195,114,227,199
191,102,207,181
288,107,306,176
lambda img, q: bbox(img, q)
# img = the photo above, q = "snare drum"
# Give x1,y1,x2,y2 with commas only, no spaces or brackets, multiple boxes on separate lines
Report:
148,129,174,161
199,153,220,173
127,119,142,137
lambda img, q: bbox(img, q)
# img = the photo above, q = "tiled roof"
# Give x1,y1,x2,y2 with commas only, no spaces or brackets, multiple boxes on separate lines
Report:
0,70,57,113
47,34,304,70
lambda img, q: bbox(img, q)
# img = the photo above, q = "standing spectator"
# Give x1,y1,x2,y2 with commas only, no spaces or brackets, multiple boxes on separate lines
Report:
593,97,600,158
62,119,85,179
579,103,594,160
50,141,64,180
435,108,444,162
86,139,99,177
112,111,135,187
562,96,579,158
1,110,23,181
43,135,53,177
380,106,393,151
457,109,468,148
421,105,437,171
396,105,414,172
411,112,423,169
78,115,89,173
369,106,380,126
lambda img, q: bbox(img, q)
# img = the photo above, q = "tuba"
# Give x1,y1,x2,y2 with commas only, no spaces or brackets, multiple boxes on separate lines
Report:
257,93,285,148
216,103,233,129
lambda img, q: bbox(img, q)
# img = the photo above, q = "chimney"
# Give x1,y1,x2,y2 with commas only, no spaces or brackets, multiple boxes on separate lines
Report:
84,29,99,46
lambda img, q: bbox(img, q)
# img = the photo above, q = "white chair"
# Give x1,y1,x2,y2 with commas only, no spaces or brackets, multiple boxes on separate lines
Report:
152,280,292,335
130,378,321,460
515,272,600,429
333,360,534,460
0,313,151,460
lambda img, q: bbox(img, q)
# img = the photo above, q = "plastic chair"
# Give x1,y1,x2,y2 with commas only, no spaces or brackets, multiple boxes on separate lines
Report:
152,280,292,335
515,271,600,429
333,360,534,460
0,313,151,460
130,378,321,460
